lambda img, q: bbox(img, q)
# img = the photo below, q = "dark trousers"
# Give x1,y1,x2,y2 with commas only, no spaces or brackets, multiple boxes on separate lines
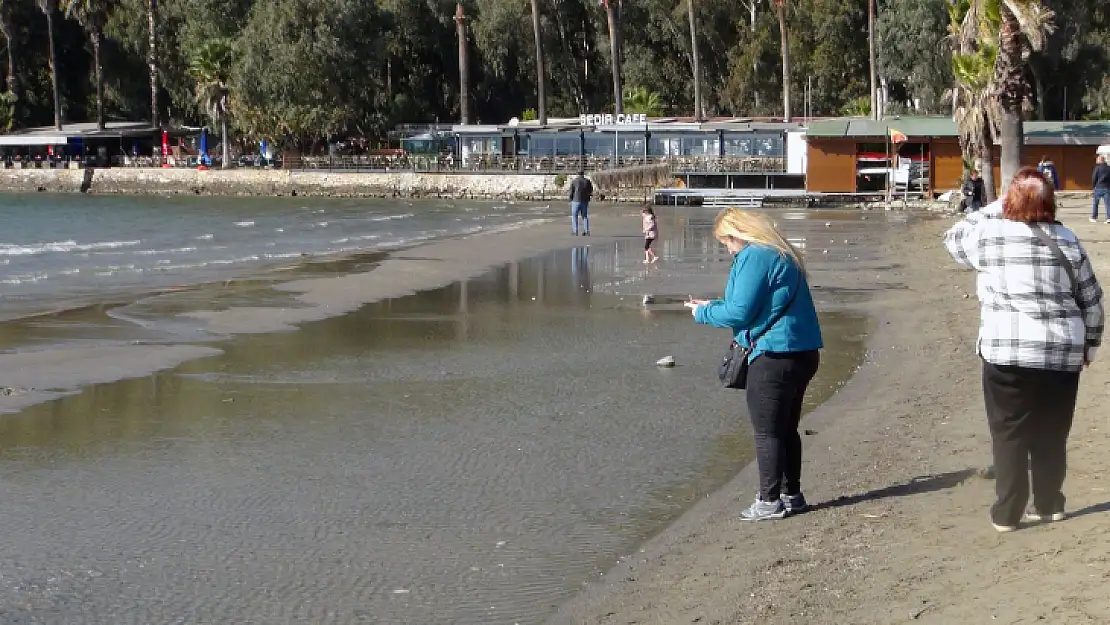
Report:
1094,188,1110,219
746,350,821,500
982,361,1080,526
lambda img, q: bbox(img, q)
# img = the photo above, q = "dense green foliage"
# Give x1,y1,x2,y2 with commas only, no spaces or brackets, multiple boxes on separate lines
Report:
0,0,1109,144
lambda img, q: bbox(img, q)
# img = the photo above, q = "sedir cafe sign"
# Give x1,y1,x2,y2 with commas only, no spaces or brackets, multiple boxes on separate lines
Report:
579,113,649,126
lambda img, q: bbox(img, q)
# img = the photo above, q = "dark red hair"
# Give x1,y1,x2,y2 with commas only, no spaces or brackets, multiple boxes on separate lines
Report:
1003,167,1056,224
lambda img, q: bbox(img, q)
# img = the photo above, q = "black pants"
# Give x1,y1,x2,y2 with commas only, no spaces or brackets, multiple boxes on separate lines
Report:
746,350,821,500
982,361,1080,526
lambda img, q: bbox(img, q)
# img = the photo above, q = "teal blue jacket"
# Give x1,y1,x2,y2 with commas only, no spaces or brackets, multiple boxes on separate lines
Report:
694,244,823,361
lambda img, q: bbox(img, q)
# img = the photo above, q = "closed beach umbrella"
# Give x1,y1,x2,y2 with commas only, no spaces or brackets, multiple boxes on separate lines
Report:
199,128,209,157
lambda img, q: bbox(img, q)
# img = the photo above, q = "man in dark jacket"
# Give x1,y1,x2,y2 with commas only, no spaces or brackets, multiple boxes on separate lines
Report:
1037,156,1060,190
962,169,985,212
1093,155,1110,223
568,171,593,236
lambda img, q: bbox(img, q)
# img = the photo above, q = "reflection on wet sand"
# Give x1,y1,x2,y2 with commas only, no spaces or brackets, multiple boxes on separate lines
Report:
0,207,886,625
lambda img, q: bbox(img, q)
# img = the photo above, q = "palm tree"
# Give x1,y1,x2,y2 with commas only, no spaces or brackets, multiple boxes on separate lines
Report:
624,87,664,117
952,0,1053,191
993,0,1053,189
455,2,469,124
529,0,546,125
951,44,999,202
36,0,63,131
603,0,622,114
148,0,158,128
687,0,702,121
188,39,233,168
62,0,113,130
772,0,790,122
868,0,877,120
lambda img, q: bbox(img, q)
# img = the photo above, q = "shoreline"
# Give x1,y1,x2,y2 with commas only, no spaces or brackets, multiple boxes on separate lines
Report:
0,212,636,414
550,198,1110,624
0,167,653,202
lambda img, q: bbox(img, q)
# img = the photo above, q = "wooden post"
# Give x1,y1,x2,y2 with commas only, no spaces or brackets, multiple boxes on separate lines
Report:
455,3,470,125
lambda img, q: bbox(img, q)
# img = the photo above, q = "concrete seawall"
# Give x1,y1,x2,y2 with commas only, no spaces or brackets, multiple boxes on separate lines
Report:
0,167,651,201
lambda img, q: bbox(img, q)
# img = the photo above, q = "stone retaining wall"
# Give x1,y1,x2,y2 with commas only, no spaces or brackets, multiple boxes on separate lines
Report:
0,167,649,201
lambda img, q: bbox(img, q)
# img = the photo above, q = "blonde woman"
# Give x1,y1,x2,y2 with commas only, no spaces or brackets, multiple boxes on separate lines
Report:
685,208,824,520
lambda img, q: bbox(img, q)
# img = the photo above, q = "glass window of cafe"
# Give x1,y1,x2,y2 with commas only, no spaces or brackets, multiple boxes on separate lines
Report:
723,133,785,157
581,132,644,157
460,136,501,159
528,133,583,156
649,134,720,157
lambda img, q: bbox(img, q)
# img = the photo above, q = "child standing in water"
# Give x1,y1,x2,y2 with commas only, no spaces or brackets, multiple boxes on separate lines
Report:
642,206,659,264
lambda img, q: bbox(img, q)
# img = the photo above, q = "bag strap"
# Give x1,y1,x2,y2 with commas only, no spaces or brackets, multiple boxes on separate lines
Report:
750,272,803,346
1031,224,1079,300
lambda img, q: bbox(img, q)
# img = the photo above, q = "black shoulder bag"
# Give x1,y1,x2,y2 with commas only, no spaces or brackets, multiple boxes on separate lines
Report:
717,276,803,390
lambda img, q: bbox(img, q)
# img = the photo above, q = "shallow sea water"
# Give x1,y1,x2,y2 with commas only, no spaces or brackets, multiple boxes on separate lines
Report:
0,207,885,624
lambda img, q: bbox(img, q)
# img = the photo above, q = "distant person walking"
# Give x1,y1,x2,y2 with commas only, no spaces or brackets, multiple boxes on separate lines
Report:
1037,155,1060,190
685,209,824,521
963,169,985,212
1092,155,1110,223
569,171,593,236
944,167,1105,533
642,206,659,264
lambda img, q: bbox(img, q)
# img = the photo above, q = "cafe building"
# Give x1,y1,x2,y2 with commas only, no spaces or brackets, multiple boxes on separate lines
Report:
450,115,807,190
805,117,1110,196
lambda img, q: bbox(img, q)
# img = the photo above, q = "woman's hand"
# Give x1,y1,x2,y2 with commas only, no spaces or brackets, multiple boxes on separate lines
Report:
684,298,709,317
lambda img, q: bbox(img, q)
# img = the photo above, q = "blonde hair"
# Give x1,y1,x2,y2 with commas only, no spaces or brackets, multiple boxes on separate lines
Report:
713,208,807,274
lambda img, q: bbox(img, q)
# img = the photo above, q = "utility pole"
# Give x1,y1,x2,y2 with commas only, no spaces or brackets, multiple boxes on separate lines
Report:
455,3,470,125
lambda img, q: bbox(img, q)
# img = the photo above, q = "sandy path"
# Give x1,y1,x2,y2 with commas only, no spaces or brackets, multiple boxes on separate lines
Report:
552,200,1110,625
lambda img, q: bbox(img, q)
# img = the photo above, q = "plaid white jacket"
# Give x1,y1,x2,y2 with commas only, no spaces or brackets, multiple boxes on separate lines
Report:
944,201,1105,371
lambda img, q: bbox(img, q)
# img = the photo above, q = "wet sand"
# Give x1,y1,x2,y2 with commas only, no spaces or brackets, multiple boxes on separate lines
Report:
0,205,891,624
552,199,1110,625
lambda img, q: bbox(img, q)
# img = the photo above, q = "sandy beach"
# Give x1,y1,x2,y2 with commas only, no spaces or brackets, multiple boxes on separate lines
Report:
552,198,1110,625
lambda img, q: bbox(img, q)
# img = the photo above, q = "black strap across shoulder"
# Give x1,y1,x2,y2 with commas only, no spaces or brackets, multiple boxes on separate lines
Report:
1032,223,1079,301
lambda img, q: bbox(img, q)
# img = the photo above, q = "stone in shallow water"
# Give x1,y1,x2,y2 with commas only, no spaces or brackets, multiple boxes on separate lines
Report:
655,356,676,368
0,387,32,397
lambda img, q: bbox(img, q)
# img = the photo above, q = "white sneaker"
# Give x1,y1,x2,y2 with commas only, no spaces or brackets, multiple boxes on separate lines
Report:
992,522,1018,533
1023,510,1067,522
1091,218,1099,223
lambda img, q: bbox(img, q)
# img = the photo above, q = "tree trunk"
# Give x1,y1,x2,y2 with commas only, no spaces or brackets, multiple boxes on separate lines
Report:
455,3,469,124
868,0,877,120
776,4,790,122
46,10,62,131
529,0,546,125
220,104,230,170
980,135,997,203
998,111,1022,194
687,0,702,121
0,4,17,127
750,0,758,110
148,0,159,128
996,5,1024,193
605,0,622,114
92,29,104,130
1029,56,1047,121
